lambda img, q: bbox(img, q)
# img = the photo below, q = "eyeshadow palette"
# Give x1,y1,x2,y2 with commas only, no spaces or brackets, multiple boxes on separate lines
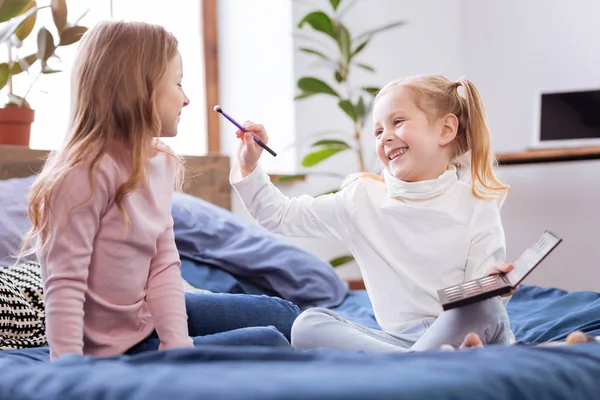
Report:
438,231,562,311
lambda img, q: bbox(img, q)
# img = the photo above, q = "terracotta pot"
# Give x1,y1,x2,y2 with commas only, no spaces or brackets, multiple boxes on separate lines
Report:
0,107,35,146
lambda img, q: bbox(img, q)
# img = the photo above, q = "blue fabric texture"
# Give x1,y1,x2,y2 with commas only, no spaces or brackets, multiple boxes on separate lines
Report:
508,284,600,342
171,192,349,309
2,340,600,400
3,285,600,399
0,175,36,267
180,257,274,296
126,291,300,354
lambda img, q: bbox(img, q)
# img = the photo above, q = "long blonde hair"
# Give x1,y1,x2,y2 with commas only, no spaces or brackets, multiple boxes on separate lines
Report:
348,74,508,201
21,21,184,258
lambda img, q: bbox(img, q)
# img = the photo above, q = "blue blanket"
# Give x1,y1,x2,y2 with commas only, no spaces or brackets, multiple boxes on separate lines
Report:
2,342,599,400
2,285,600,399
334,285,600,340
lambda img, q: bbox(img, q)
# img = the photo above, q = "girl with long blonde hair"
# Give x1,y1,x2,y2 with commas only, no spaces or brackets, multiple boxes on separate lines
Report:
230,74,514,352
24,21,298,360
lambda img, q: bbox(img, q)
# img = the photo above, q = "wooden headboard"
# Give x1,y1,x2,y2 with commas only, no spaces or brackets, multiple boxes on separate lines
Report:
0,145,232,211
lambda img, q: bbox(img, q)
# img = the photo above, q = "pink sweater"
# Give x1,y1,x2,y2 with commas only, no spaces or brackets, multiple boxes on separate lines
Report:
38,150,193,360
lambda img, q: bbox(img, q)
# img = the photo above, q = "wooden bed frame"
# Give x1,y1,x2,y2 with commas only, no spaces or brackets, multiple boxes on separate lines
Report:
0,145,231,210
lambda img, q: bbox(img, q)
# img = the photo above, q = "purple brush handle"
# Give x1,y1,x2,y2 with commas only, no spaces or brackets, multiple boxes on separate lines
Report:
219,110,277,157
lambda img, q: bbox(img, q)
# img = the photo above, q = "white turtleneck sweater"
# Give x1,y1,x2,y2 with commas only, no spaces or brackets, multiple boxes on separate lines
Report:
230,164,506,334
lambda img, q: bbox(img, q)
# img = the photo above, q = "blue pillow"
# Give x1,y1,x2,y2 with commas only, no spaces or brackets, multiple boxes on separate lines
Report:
180,257,276,296
0,175,37,267
171,192,349,309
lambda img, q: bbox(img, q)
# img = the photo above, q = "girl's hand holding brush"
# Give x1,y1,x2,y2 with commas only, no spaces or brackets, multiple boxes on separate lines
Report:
236,122,269,177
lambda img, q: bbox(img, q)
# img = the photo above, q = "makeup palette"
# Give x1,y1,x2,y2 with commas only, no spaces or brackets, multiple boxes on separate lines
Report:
438,231,562,311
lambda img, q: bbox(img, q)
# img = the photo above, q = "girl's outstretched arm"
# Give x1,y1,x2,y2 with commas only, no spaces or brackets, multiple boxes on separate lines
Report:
231,122,356,241
230,163,356,241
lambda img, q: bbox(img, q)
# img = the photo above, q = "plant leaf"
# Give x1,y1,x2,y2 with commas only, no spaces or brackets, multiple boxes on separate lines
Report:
0,4,37,42
351,39,369,58
14,0,36,41
362,86,379,96
297,77,340,98
50,0,67,33
0,62,8,90
356,96,367,120
319,188,340,196
329,0,341,11
311,139,351,148
37,27,54,64
334,70,343,83
338,99,357,122
355,62,375,72
10,52,37,74
294,92,315,100
335,23,351,70
301,147,348,167
329,254,354,267
59,25,87,46
274,174,306,183
356,20,406,42
297,11,335,40
299,47,330,60
0,0,28,22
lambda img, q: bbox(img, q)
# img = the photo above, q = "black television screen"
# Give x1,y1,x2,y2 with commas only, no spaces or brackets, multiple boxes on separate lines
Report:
540,89,600,142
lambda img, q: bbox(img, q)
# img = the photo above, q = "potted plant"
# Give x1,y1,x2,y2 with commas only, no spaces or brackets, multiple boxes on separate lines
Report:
282,0,405,268
0,0,88,146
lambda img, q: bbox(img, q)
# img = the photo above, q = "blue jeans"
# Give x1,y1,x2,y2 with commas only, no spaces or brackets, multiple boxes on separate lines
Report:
127,292,301,354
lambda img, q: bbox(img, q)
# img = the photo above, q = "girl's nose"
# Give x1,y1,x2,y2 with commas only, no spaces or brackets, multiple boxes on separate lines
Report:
381,129,395,142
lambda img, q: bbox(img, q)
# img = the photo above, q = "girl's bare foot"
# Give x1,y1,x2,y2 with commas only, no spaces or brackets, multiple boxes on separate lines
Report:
459,332,484,349
565,331,597,345
440,332,485,351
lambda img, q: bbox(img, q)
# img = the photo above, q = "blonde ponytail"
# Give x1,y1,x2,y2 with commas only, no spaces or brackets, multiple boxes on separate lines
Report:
456,78,510,201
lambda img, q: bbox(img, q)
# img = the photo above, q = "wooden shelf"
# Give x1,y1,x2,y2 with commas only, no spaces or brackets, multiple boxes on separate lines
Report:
496,146,600,166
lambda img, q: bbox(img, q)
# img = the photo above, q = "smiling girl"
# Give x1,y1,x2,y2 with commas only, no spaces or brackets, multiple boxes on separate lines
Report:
229,74,514,352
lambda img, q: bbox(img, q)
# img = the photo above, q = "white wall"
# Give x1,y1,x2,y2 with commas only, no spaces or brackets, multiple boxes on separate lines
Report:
219,0,600,291
217,0,297,174
461,0,600,291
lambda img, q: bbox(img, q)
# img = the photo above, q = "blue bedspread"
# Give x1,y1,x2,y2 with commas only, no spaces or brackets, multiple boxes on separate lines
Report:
2,285,600,400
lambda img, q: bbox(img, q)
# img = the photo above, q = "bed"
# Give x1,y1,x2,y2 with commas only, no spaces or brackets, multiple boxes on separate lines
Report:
1,145,600,400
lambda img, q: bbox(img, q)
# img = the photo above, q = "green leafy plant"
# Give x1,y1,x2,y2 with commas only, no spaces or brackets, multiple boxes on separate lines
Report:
285,0,405,267
0,0,88,107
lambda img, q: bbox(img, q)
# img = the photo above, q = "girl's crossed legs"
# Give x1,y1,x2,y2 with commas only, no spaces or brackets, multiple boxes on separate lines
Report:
128,292,301,355
291,297,512,352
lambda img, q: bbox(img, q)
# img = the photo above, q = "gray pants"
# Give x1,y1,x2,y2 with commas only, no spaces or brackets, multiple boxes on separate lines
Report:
291,298,513,352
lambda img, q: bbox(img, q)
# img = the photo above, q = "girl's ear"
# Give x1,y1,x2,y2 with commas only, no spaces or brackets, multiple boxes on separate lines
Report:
439,113,458,146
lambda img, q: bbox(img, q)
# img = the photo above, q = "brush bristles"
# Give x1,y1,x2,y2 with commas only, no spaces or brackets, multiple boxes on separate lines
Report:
213,105,222,113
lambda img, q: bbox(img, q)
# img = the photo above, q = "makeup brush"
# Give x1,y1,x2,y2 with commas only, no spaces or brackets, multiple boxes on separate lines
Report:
213,105,277,157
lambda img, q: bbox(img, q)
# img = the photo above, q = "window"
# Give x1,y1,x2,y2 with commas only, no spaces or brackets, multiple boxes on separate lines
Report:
8,0,209,155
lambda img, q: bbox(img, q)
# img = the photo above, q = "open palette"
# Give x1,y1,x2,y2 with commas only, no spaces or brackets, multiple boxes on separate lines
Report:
438,231,562,311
